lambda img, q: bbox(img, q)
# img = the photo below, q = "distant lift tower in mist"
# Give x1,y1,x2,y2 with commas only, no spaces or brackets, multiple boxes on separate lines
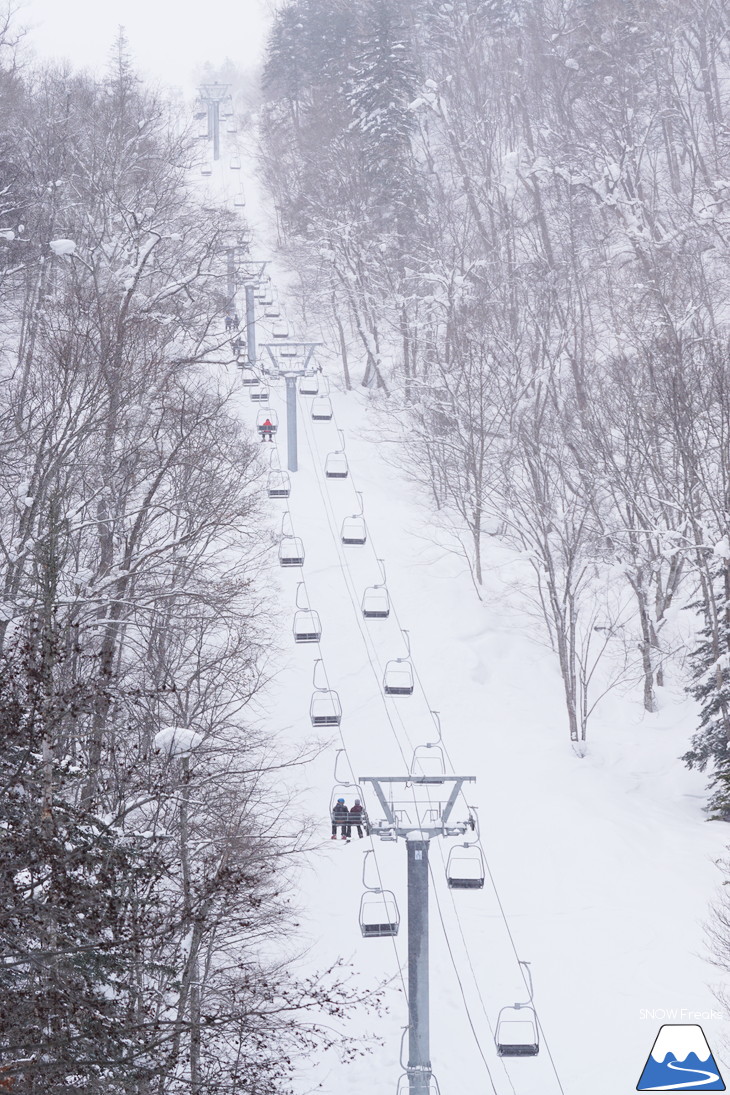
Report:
358,774,477,1095
198,82,230,161
260,342,322,473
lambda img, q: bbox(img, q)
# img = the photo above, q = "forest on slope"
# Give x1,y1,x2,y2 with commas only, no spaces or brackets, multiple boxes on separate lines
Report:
0,20,374,1095
260,0,730,803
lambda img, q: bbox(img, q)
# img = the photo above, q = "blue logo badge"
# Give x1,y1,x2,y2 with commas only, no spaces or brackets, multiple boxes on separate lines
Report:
637,1024,725,1090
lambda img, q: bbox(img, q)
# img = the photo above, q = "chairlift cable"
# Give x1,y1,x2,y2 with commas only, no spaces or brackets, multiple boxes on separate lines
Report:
299,397,511,1089
302,393,568,1095
426,857,503,1095
265,406,408,1001
257,317,565,1095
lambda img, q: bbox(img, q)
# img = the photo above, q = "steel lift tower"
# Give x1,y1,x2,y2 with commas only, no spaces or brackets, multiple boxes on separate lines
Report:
359,774,477,1095
260,342,322,472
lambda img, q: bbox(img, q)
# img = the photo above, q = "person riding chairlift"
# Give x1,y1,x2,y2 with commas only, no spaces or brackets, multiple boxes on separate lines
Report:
260,418,274,442
348,799,366,839
331,798,349,840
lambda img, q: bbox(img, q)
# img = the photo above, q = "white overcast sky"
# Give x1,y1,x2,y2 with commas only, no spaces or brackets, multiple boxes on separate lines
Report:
19,0,272,94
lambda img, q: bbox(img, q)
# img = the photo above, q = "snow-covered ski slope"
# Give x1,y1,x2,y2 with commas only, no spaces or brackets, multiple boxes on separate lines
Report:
195,123,730,1095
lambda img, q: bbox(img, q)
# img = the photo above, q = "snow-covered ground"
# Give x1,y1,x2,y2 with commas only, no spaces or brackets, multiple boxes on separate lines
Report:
200,119,730,1095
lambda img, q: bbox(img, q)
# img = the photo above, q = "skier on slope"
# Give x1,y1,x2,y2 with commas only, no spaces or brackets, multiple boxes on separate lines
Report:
331,798,349,840
260,418,274,442
347,799,366,839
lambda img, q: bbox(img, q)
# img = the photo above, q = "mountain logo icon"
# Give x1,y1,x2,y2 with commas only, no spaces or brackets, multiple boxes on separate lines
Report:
637,1024,725,1090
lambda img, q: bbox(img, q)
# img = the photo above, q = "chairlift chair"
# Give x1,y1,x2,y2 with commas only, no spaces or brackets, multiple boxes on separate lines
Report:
250,384,269,403
309,689,342,727
410,743,446,782
280,343,299,358
396,1074,441,1095
272,319,289,339
299,374,320,396
362,586,390,618
267,470,290,499
495,1004,539,1057
234,192,246,208
256,408,279,436
265,303,281,319
446,844,485,889
359,890,400,938
341,516,367,545
293,609,322,643
226,121,238,135
200,162,213,176
311,396,333,420
279,536,304,567
229,155,241,170
240,366,259,386
325,452,348,479
383,660,414,695
362,559,389,618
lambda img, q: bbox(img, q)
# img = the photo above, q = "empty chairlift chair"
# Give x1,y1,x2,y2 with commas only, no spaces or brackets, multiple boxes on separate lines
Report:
249,384,269,403
410,743,446,782
310,689,342,727
495,1004,540,1057
342,491,366,545
264,297,281,319
293,583,322,643
384,629,413,695
310,660,341,726
200,162,213,176
446,844,485,889
293,609,322,643
359,890,400,938
383,660,414,695
325,452,348,479
267,470,291,499
362,558,390,618
299,374,320,396
240,366,259,386
341,515,367,545
495,962,540,1058
325,428,348,479
362,586,390,618
272,319,289,340
311,395,333,420
280,343,299,359
396,1075,441,1095
229,154,241,170
279,536,304,567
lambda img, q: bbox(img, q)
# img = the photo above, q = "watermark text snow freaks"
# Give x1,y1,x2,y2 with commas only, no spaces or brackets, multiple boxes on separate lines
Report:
639,1009,724,1021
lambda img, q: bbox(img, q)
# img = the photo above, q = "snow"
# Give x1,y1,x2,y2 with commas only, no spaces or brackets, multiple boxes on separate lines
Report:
713,535,730,560
49,238,76,257
196,110,730,1095
153,725,203,757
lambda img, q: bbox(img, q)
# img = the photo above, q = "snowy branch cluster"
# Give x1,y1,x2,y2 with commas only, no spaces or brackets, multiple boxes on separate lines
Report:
0,29,377,1095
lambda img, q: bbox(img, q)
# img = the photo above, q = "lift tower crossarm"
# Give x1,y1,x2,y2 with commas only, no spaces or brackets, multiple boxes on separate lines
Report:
259,342,322,376
358,775,475,838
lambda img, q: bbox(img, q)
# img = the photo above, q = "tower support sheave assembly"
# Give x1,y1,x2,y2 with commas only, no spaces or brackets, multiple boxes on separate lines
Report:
260,341,322,473
359,775,476,1095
